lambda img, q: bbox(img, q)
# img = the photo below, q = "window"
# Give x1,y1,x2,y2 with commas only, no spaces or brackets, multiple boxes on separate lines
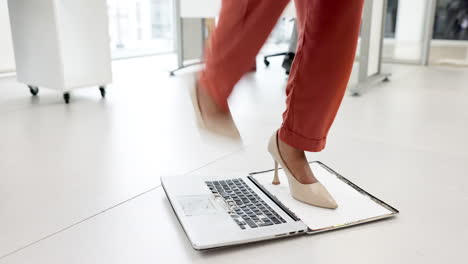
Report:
433,0,468,40
384,0,399,38
430,0,468,65
107,0,174,59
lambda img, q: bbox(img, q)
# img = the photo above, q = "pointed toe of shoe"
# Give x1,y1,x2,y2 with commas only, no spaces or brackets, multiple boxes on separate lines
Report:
206,117,241,140
321,197,338,209
292,182,338,209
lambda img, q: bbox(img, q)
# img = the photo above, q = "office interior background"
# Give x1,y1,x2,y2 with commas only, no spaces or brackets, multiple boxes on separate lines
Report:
3,0,468,72
1,0,468,263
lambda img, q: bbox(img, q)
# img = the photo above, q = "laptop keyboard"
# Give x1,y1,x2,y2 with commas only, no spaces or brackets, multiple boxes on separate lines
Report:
205,178,287,230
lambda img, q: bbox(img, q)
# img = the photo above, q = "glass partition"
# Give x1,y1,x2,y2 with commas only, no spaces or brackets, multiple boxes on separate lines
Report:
429,0,468,66
382,0,428,64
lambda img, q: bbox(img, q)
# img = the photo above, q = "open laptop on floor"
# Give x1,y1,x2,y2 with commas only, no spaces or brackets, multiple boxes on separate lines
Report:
161,161,398,250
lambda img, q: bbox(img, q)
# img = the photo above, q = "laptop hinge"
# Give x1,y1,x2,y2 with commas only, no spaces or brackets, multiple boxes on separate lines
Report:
247,175,301,222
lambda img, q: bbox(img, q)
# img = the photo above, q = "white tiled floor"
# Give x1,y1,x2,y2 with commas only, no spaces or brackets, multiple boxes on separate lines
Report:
1,55,467,263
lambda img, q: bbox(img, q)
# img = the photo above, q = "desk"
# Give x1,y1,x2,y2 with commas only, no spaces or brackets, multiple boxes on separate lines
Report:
180,0,221,18
170,0,296,76
179,0,294,18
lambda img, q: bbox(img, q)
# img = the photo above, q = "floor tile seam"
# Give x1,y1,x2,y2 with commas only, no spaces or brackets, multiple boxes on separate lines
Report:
0,146,247,260
0,185,162,260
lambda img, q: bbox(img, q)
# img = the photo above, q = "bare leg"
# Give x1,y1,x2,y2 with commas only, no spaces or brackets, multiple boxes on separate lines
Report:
278,139,317,184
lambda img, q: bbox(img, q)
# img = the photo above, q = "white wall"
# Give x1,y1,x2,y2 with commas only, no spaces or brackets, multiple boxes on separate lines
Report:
0,0,15,73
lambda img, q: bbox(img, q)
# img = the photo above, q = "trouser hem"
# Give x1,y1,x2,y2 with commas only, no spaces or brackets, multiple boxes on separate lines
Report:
279,126,326,152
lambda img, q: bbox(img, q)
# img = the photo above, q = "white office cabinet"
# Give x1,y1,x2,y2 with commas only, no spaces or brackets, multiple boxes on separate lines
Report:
0,0,15,73
7,0,112,103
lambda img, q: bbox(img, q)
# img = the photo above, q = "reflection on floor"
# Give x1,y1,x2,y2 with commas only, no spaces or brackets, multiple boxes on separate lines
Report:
0,54,467,263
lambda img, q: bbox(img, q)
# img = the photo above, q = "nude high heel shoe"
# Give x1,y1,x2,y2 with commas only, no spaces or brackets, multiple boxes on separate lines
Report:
268,131,338,209
190,81,241,140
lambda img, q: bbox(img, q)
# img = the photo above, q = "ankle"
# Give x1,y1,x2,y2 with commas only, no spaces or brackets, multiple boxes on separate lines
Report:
278,138,305,158
277,136,318,184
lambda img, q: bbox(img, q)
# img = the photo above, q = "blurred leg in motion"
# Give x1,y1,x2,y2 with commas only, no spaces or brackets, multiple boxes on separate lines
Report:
198,0,290,113
197,0,364,186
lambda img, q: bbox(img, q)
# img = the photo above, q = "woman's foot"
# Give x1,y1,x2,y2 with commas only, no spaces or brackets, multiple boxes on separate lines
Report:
268,131,337,208
197,82,230,121
277,137,318,184
191,80,241,139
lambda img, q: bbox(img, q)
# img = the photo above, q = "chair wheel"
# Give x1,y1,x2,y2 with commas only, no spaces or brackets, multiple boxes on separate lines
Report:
264,59,270,67
63,92,70,104
99,86,106,98
169,71,175,76
28,85,39,96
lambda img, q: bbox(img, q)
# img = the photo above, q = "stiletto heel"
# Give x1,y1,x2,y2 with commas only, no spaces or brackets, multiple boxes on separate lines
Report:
267,131,338,209
272,160,280,185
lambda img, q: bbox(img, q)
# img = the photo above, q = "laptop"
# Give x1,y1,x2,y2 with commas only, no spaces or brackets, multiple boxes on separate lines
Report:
161,161,398,250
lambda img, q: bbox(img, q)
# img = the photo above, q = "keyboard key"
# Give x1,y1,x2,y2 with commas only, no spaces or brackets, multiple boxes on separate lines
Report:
245,219,258,228
272,219,281,224
206,178,285,230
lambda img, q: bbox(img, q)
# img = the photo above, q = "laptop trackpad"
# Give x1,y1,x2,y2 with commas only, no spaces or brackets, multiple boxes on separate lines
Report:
178,195,219,216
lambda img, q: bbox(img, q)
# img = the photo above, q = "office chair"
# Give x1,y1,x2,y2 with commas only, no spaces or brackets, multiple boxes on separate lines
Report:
264,19,297,75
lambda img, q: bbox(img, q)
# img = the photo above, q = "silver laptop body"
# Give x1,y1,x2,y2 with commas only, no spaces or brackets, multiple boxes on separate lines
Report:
161,174,309,250
162,162,399,250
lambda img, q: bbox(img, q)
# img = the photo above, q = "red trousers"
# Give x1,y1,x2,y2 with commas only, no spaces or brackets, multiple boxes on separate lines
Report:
199,0,364,152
